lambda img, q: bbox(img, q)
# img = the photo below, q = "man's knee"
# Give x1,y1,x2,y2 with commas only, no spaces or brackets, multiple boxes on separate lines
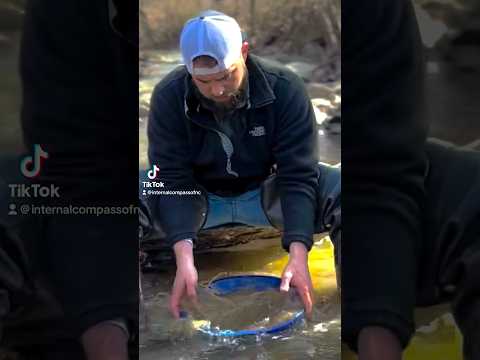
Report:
316,163,341,235
260,163,341,240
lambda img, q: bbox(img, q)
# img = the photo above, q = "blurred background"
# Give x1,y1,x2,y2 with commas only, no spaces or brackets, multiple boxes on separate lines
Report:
0,0,24,155
140,0,341,57
414,0,480,150
343,3,480,360
0,0,479,359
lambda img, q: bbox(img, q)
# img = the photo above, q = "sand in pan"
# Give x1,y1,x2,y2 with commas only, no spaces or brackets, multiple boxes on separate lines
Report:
182,287,304,331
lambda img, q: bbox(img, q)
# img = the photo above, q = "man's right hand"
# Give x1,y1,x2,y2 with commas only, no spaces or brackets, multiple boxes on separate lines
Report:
169,239,198,319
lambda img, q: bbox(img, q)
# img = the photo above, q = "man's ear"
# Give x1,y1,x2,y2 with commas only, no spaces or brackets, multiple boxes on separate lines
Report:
241,42,249,61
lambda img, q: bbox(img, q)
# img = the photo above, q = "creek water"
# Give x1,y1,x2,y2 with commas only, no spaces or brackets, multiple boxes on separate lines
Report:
139,238,341,360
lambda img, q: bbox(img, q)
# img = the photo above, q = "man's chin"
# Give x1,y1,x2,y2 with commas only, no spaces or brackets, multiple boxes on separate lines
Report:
211,95,232,103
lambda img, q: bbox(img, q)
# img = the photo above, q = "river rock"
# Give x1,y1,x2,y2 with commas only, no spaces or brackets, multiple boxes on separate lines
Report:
312,63,341,83
141,225,329,271
414,3,450,48
139,104,149,122
312,98,333,108
323,116,341,135
285,62,317,81
311,97,341,131
301,41,327,61
141,226,283,270
0,5,24,32
313,105,329,126
307,83,339,101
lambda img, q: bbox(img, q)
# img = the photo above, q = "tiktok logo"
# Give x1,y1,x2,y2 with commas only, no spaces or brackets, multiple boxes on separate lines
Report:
20,144,49,178
147,165,160,180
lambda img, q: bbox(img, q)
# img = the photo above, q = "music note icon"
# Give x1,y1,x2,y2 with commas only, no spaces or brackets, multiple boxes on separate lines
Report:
20,144,49,178
147,165,160,180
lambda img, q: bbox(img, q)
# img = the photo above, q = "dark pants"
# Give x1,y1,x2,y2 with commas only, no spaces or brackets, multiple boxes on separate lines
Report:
418,141,480,360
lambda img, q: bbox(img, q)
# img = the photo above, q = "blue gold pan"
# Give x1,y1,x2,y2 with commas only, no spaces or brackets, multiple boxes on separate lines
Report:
192,274,305,337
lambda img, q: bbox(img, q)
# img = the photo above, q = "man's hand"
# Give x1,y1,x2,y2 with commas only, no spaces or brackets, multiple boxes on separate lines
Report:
280,242,314,319
81,322,129,360
169,239,198,319
358,326,402,360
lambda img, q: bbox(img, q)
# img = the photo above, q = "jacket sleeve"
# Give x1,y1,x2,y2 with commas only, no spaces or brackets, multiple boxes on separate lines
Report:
147,85,206,247
342,0,427,351
273,75,319,252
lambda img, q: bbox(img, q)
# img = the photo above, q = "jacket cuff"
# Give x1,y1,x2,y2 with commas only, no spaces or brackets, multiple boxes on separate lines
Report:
342,308,415,353
168,232,197,248
75,304,138,340
282,233,313,252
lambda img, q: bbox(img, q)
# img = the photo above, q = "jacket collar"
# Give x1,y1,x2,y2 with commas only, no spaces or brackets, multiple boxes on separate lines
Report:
245,54,276,108
183,54,276,117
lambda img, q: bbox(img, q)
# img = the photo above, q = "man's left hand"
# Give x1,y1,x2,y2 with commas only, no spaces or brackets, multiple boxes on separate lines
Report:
280,242,314,319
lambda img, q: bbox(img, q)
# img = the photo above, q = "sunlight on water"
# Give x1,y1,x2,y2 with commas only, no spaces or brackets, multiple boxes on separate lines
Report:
260,238,337,294
340,287,463,360
342,314,463,360
404,313,463,360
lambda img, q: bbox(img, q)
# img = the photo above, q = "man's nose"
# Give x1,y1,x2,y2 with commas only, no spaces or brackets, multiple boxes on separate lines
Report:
211,83,225,96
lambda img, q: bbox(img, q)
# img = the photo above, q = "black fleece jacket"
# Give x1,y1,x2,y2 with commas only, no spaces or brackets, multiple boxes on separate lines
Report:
20,0,138,204
148,54,319,251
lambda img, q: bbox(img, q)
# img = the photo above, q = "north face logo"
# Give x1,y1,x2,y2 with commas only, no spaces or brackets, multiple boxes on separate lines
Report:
249,126,266,137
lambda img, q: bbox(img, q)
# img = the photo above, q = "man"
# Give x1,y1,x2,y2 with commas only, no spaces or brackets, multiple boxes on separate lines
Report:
342,1,480,359
146,10,341,320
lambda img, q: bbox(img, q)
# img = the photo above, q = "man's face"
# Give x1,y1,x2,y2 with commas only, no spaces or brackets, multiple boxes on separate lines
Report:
192,59,246,104
191,44,248,105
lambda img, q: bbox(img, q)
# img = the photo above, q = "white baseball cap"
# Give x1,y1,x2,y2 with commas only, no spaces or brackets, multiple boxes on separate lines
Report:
180,10,243,75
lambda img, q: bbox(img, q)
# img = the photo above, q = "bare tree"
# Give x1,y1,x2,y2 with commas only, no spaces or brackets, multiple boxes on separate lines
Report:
139,3,157,49
250,0,256,38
